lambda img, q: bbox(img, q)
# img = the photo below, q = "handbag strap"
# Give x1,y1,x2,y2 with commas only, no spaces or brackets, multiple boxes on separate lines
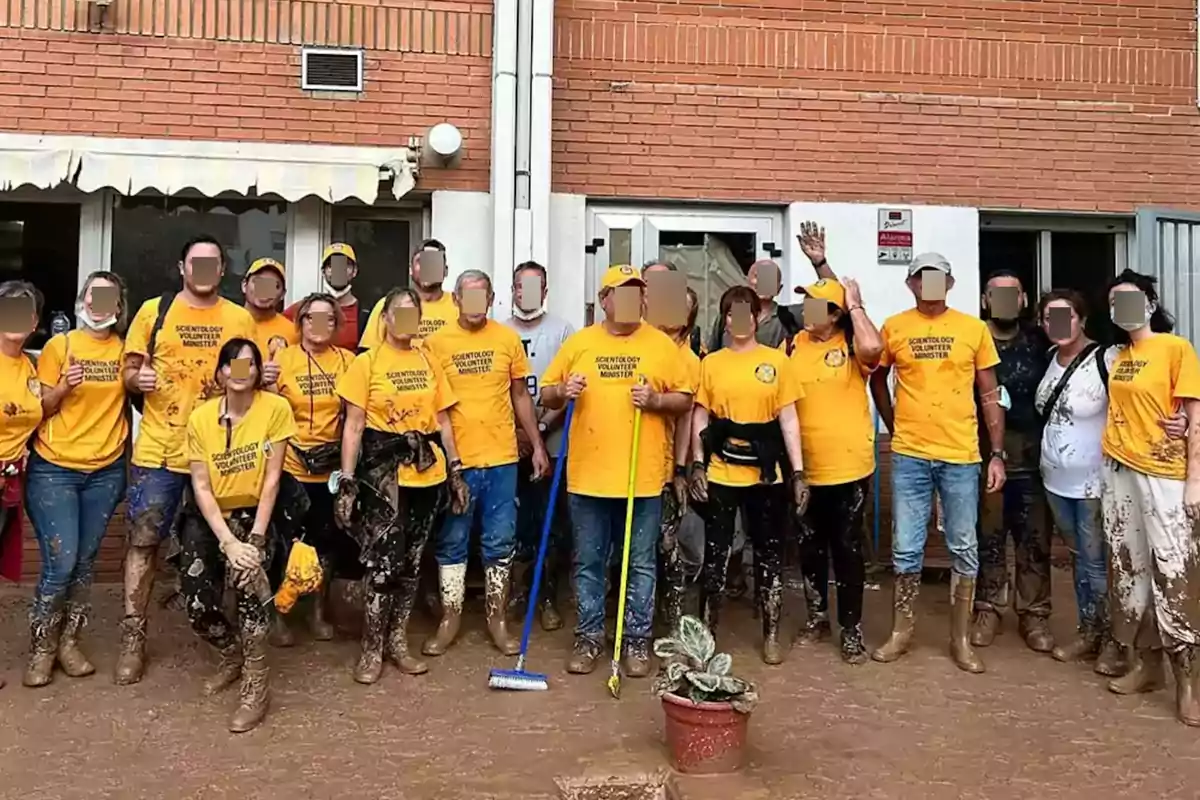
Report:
1041,342,1101,425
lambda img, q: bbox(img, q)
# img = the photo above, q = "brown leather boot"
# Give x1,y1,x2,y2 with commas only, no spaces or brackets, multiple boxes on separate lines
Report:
386,593,428,675
422,564,466,656
113,615,148,686
353,591,389,685
203,641,243,696
1170,645,1200,726
1020,615,1056,653
484,564,521,656
23,609,63,688
949,574,985,674
57,603,95,678
228,641,270,733
1094,630,1128,677
1052,623,1100,663
621,638,652,678
566,636,603,674
872,573,920,663
969,608,1001,647
1108,647,1165,695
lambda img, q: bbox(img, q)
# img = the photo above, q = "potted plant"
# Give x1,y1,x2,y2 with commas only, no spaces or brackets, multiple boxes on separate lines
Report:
653,615,759,775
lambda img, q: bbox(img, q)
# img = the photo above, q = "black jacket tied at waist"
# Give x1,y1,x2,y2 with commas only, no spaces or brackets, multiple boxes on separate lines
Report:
700,416,788,485
352,429,445,556
361,428,441,474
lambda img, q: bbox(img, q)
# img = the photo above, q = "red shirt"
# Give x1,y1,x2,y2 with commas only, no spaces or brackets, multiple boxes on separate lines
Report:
283,298,361,351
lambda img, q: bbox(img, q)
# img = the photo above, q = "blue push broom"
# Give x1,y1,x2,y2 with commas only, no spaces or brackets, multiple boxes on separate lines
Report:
488,400,575,691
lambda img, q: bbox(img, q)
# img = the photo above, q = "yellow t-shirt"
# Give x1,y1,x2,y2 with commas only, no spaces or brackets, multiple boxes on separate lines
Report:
424,320,532,469
358,292,459,350
34,331,129,471
127,296,256,472
186,391,297,515
275,345,354,483
787,331,875,486
336,342,457,487
880,308,1000,465
696,345,803,487
0,352,42,463
251,312,298,359
1103,334,1200,480
664,338,702,479
542,322,695,498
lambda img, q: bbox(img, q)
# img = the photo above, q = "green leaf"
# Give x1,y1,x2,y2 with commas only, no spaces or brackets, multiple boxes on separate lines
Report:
715,676,747,695
653,636,685,659
665,661,688,683
678,615,715,664
706,652,732,676
685,671,721,693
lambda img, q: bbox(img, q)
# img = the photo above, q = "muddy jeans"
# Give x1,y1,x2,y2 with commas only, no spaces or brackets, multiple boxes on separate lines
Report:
892,454,980,577
1102,459,1200,650
179,509,274,651
296,479,362,580
569,493,661,644
1045,492,1106,630
25,451,127,621
363,484,445,595
436,464,518,567
976,471,1051,618
701,482,787,633
799,479,868,630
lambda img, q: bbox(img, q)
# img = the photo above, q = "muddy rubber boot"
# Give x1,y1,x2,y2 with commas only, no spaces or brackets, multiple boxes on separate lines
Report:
386,593,428,675
760,576,789,666
229,642,270,733
309,561,336,641
422,563,466,657
540,558,564,631
872,573,921,663
1095,630,1128,677
1052,623,1100,663
566,636,603,674
23,610,63,688
1020,614,1055,653
353,591,389,685
203,641,243,696
795,613,831,647
268,611,295,648
949,574,985,674
1169,646,1200,727
113,615,148,686
1108,647,1165,695
840,624,869,666
57,603,95,678
484,564,521,656
698,588,723,634
540,598,564,632
969,608,1001,647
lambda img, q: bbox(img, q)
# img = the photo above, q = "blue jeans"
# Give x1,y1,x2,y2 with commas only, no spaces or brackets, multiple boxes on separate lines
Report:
1045,491,1106,629
436,464,518,566
125,465,189,547
891,453,981,577
24,451,128,618
569,493,662,643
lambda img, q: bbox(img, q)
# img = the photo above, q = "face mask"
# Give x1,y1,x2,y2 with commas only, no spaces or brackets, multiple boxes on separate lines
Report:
76,300,117,331
1114,302,1154,332
513,304,545,321
325,282,352,299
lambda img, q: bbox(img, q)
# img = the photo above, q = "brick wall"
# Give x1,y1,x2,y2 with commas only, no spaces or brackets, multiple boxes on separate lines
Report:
551,0,1200,210
0,0,495,192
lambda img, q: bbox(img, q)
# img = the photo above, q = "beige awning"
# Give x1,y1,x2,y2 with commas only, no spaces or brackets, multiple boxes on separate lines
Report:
0,133,419,203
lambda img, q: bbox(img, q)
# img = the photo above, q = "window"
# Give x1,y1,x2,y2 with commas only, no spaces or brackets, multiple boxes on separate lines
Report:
0,200,81,350
110,194,288,313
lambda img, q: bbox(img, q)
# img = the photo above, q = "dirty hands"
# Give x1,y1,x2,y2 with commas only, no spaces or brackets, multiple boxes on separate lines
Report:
985,455,1007,494
220,538,263,589
790,470,810,516
135,359,158,394
797,221,826,265
530,444,550,481
334,475,359,530
262,340,283,386
688,461,708,504
1159,409,1189,440
671,468,689,511
448,463,471,515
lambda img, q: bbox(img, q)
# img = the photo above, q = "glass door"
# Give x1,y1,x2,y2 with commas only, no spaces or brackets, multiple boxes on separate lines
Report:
330,206,422,314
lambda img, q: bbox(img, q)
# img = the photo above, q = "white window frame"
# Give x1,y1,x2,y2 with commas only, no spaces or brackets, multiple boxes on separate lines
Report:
978,211,1131,295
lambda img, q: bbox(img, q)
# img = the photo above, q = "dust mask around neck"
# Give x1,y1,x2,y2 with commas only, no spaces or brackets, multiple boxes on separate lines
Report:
325,282,352,299
513,304,545,321
76,301,117,331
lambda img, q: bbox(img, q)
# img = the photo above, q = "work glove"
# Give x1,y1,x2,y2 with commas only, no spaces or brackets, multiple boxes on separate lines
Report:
334,476,359,531
790,469,811,517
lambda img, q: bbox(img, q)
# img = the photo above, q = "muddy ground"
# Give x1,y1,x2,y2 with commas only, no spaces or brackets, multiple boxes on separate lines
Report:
2,571,1199,800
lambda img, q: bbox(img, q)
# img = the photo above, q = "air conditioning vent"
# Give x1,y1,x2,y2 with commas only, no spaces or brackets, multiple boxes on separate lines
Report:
301,48,363,92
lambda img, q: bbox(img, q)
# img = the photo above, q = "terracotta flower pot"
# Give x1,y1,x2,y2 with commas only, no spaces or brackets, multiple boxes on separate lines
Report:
661,692,750,774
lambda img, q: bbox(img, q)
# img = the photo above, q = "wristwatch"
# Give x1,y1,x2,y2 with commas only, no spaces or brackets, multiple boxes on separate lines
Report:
538,421,548,434
989,450,1007,462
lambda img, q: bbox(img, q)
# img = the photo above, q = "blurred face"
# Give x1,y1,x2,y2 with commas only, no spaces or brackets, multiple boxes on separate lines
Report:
455,277,493,327
601,284,644,326
412,248,447,291
748,261,781,301
1041,299,1082,347
385,294,421,344
220,344,259,392
83,277,119,325
180,243,224,297
905,269,954,304
322,257,356,291
802,298,841,338
725,301,756,342
1109,282,1152,332
514,269,547,313
982,275,1026,323
301,299,338,347
244,270,284,311
0,293,36,347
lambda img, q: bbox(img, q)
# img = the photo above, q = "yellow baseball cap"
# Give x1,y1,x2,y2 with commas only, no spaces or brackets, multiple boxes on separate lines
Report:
794,278,846,310
246,257,285,279
601,264,645,291
322,243,357,264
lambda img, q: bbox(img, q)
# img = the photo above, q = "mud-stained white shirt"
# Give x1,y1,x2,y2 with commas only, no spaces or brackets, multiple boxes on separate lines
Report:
1035,346,1118,499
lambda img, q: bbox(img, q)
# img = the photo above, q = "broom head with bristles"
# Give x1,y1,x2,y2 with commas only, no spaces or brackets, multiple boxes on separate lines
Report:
488,668,549,691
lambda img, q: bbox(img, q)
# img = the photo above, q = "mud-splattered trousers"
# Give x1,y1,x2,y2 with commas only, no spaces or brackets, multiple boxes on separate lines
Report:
700,482,788,641
436,464,518,568
516,456,569,605
1045,492,1107,631
799,479,868,631
569,493,662,646
657,485,689,633
975,470,1052,619
24,451,127,631
1102,459,1200,651
122,465,191,620
891,454,981,577
293,477,363,581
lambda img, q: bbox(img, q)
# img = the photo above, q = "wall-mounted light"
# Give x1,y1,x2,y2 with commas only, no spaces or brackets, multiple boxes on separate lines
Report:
423,122,463,168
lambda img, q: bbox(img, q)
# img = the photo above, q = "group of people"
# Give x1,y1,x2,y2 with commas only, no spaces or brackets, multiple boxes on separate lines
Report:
1,223,1199,734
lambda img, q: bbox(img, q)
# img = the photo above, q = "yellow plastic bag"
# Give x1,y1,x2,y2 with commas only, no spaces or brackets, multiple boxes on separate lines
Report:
274,540,324,613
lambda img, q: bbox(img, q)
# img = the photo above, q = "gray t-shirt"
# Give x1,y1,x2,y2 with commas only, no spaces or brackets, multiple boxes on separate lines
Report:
503,313,575,455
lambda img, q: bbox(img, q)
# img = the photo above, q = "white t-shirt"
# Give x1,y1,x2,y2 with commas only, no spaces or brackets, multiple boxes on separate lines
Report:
1034,345,1117,499
503,313,575,455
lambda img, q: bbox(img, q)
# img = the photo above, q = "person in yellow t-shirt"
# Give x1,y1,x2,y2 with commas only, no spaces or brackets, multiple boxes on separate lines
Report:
115,234,256,687
642,260,703,634
272,293,355,642
785,275,883,665
23,272,131,688
541,265,695,677
182,337,296,733
243,257,297,384
334,287,468,683
1099,270,1200,719
423,269,548,659
358,238,459,350
689,285,806,665
868,252,1005,675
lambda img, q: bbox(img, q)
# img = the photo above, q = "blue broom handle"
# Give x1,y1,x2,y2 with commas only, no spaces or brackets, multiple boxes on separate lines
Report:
519,400,574,658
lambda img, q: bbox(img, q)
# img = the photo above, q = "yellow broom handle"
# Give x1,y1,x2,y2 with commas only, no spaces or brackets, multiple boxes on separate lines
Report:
612,404,643,659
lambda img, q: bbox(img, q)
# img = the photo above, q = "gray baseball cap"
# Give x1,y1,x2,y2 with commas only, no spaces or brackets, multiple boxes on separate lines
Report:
906,252,952,277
